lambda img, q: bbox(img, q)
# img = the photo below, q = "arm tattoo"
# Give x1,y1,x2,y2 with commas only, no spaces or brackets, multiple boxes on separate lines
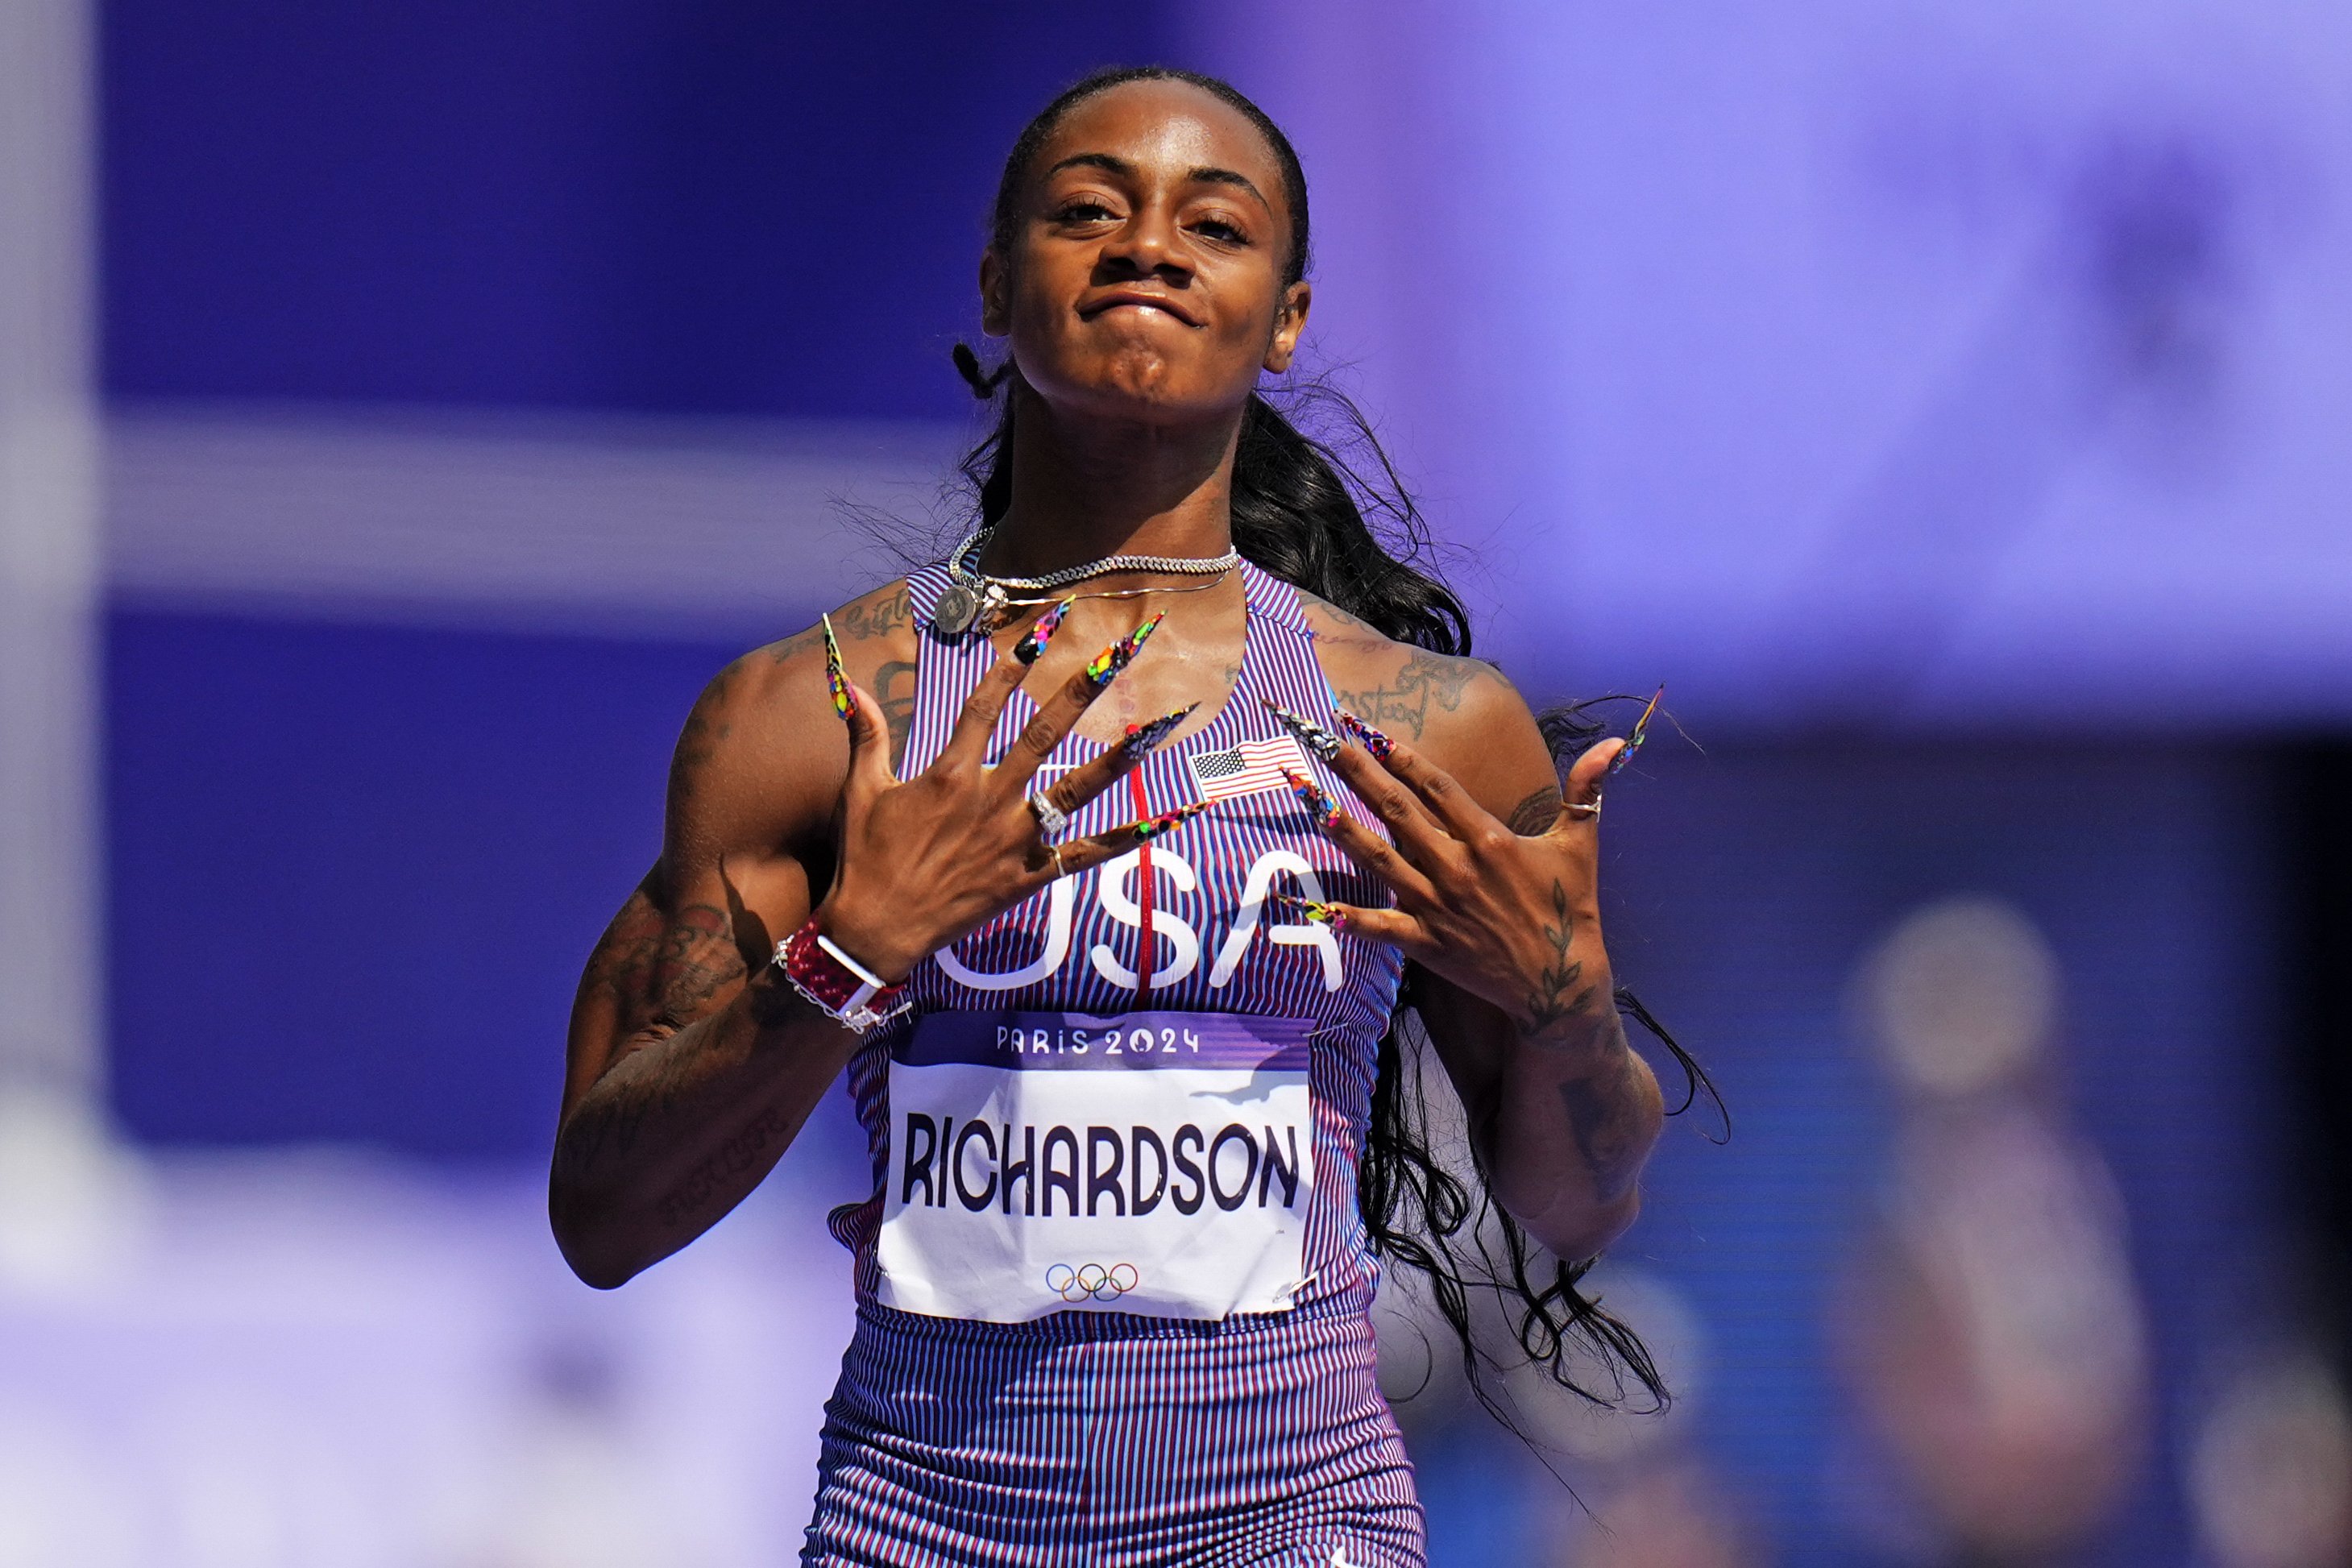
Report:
1558,1053,1643,1205
764,624,822,666
1301,591,1382,637
758,578,907,670
670,660,743,786
1332,651,1480,740
833,585,912,643
876,658,919,770
648,903,748,1022
1507,786,1563,836
562,899,750,1172
1520,881,1599,1035
655,1104,793,1229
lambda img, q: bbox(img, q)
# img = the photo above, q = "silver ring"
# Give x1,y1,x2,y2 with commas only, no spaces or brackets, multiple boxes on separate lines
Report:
1028,790,1069,837
1565,798,1602,818
1051,844,1067,877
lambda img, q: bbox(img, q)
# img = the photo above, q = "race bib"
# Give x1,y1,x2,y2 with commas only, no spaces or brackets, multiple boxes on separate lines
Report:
873,1010,1317,1324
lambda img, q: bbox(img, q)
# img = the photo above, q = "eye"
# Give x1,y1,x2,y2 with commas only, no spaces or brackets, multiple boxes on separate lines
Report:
1056,200,1115,225
1192,218,1248,244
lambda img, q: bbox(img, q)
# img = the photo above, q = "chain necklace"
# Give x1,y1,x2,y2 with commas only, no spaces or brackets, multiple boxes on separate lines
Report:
934,528,1242,637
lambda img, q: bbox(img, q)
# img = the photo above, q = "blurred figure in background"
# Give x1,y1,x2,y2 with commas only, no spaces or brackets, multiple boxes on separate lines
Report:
1837,896,2151,1563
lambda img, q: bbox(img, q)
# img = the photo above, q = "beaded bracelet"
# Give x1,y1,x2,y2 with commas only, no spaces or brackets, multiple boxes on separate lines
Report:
773,918,911,1034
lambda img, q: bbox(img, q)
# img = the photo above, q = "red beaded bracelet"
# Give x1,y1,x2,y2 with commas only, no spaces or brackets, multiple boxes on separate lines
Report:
773,918,911,1033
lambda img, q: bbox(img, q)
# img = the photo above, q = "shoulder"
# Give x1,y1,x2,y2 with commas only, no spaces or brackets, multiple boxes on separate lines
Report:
1291,587,1525,745
666,579,919,860
1292,587,1558,829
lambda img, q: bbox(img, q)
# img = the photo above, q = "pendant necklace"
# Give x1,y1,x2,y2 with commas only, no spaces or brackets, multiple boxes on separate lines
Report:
933,528,1242,638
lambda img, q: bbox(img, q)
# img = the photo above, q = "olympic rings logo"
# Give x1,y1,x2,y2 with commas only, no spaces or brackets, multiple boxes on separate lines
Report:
1045,1263,1139,1302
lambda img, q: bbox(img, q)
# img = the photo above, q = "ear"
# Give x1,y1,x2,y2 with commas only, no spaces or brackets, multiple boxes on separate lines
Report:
1262,280,1313,374
980,250,1010,338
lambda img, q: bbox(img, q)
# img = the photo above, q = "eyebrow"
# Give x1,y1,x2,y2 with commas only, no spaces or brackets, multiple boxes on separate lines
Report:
1044,152,1271,210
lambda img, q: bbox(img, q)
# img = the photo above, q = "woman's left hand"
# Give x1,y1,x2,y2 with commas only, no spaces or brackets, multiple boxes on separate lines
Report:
1298,728,1626,1039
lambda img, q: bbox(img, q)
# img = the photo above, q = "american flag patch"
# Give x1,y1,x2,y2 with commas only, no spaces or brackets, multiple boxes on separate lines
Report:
1187,733,1314,802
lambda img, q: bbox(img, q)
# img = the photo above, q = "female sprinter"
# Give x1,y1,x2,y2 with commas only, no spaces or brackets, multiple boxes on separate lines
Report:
550,67,1667,1568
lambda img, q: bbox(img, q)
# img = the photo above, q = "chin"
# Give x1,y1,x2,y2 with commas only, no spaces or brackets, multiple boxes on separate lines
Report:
1038,349,1237,425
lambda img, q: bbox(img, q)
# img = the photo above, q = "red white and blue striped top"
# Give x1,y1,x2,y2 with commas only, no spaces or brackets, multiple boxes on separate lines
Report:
828,558,1405,1317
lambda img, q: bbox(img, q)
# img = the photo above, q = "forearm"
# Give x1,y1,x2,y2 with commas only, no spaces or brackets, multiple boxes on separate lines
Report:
550,968,859,1288
1491,1005,1662,1259
1419,974,1663,1263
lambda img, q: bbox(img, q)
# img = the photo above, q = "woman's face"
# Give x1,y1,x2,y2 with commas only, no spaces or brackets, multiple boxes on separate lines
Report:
982,79,1310,428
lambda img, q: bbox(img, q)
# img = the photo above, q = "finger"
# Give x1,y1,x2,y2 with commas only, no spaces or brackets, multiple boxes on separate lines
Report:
1321,735,1472,861
821,614,897,790
990,612,1166,790
1350,728,1496,841
1031,701,1199,821
839,676,898,790
1557,737,1626,827
926,597,1079,774
1047,796,1213,879
1267,894,1433,956
1274,703,1462,862
1282,769,1440,907
935,645,1044,772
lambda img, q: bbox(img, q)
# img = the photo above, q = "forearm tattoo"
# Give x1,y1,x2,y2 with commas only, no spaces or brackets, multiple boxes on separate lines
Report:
655,1104,793,1230
562,895,750,1173
1558,1050,1645,1205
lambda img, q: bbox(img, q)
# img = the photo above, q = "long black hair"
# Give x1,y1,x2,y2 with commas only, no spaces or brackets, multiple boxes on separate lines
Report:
961,64,1720,1441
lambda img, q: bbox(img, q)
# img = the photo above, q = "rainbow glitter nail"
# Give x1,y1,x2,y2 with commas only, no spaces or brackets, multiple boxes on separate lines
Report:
1082,612,1166,688
1337,710,1394,761
1280,767,1343,830
1013,597,1074,665
1131,799,1212,843
1610,686,1664,774
1274,893,1346,930
1122,703,1199,761
821,612,853,720
1261,698,1343,761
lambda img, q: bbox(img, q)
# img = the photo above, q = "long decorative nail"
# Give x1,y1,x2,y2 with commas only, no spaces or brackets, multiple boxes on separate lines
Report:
1131,799,1212,842
1082,612,1166,688
1337,710,1394,761
1014,597,1074,665
1280,767,1343,830
1261,698,1342,761
1610,686,1664,774
1274,893,1347,931
821,613,853,720
1122,703,1199,761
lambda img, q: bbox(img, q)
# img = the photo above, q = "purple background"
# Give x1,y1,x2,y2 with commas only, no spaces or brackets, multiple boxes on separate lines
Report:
94,2,2346,1562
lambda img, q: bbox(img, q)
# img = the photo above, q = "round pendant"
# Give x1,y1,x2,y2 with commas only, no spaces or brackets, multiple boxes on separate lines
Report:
932,583,979,637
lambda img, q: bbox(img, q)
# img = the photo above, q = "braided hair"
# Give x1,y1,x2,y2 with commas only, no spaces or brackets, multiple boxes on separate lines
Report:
960,65,1718,1441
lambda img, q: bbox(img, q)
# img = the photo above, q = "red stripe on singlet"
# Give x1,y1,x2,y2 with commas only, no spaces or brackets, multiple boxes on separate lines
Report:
1129,757,1154,1007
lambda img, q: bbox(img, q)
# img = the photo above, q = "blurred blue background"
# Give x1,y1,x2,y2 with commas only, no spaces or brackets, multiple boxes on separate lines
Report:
2,1,2346,1563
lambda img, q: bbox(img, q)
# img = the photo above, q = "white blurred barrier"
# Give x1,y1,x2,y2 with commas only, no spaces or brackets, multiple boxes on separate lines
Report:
0,1150,855,1568
105,405,970,642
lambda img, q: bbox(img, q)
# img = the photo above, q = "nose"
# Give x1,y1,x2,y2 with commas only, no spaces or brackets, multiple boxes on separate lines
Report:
1097,200,1191,282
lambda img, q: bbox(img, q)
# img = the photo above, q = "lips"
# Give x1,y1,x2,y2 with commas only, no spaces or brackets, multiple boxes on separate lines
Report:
1080,292,1200,328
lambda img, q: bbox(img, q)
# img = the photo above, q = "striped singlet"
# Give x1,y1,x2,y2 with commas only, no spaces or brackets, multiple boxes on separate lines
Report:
803,560,1426,1568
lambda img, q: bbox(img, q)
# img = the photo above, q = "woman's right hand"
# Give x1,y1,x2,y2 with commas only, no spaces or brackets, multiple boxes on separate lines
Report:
815,609,1197,983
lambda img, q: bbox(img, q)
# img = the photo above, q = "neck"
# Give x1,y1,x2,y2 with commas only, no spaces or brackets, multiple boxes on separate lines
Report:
981,384,1243,576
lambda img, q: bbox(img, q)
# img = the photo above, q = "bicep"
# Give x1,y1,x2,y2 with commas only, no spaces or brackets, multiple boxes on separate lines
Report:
1406,662,1562,832
559,848,812,1118
560,651,840,1115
